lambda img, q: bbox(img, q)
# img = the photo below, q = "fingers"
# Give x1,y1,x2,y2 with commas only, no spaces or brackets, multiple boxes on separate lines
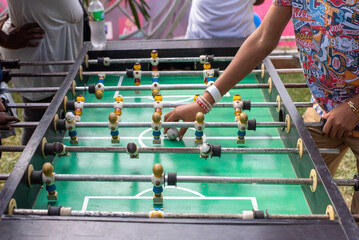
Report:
0,124,12,130
0,102,5,112
27,41,40,47
7,116,20,122
321,117,332,137
178,127,188,140
163,111,173,134
0,114,20,125
163,110,181,134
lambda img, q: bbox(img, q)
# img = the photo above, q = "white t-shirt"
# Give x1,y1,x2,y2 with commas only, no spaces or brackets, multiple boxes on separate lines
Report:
186,0,256,39
0,0,83,101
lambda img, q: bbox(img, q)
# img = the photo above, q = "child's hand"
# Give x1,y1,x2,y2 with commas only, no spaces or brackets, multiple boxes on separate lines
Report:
164,102,205,140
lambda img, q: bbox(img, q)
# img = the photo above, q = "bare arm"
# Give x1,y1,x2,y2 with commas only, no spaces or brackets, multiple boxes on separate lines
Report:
0,21,44,49
211,5,292,99
164,5,292,139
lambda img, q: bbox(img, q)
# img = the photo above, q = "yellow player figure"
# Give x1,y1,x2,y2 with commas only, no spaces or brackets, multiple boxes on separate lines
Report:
203,62,213,85
65,112,78,145
152,163,164,204
237,112,248,144
150,50,159,71
152,112,162,144
74,95,85,122
149,208,164,218
114,95,124,121
42,162,58,201
193,94,200,101
95,74,105,99
151,82,160,98
194,112,205,145
233,94,243,122
133,62,142,86
108,112,120,143
154,94,163,116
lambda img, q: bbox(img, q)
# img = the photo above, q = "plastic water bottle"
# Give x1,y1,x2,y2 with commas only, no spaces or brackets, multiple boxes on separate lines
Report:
88,0,106,49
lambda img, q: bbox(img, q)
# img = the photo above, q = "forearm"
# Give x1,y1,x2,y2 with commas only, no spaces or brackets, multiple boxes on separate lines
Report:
203,5,292,104
214,29,278,96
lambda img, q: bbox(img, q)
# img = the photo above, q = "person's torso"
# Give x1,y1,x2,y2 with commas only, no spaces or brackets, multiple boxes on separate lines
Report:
186,0,257,39
291,0,359,112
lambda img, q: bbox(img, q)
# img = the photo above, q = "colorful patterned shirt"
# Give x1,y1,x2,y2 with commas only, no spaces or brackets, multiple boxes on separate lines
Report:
273,0,359,118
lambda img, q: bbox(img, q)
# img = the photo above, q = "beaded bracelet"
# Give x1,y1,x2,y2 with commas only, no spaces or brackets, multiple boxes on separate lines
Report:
200,95,212,109
195,96,212,113
348,101,359,118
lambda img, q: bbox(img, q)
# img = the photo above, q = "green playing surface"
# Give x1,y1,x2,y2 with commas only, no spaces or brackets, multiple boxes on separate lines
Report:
33,73,311,215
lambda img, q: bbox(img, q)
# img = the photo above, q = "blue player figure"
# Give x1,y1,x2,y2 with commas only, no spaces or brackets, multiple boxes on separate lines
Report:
95,74,105,99
152,112,162,144
207,71,215,86
237,112,248,144
42,162,58,201
152,71,159,84
65,112,78,145
151,163,164,204
194,112,205,145
108,112,120,143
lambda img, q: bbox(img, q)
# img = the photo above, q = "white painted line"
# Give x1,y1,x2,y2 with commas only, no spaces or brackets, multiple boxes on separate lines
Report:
114,76,124,99
138,128,152,147
135,186,205,198
82,189,258,212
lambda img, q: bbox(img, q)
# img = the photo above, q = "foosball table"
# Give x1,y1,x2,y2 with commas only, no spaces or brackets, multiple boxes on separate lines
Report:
0,39,358,239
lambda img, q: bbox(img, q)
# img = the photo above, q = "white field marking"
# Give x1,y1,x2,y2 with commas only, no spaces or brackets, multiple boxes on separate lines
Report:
114,76,124,99
63,136,281,140
138,127,205,147
81,188,258,211
135,186,205,198
138,128,152,147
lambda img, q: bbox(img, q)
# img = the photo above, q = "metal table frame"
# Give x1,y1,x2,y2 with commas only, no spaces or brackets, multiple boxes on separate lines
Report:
0,39,357,239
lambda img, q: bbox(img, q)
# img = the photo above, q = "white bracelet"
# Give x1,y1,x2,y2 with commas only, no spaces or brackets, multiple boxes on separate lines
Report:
205,85,222,103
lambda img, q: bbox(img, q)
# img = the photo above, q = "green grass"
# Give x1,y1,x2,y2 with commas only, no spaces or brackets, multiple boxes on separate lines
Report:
279,72,357,210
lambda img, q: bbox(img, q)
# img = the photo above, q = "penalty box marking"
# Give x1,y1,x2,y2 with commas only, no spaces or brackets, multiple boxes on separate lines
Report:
82,186,258,211
113,76,230,102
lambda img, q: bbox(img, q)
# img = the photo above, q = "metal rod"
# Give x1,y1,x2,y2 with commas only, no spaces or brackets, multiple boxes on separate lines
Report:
8,121,323,129
20,60,75,66
10,54,296,67
9,68,303,78
53,174,315,184
7,101,313,109
0,145,339,155
0,173,354,186
11,209,332,220
0,82,308,94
